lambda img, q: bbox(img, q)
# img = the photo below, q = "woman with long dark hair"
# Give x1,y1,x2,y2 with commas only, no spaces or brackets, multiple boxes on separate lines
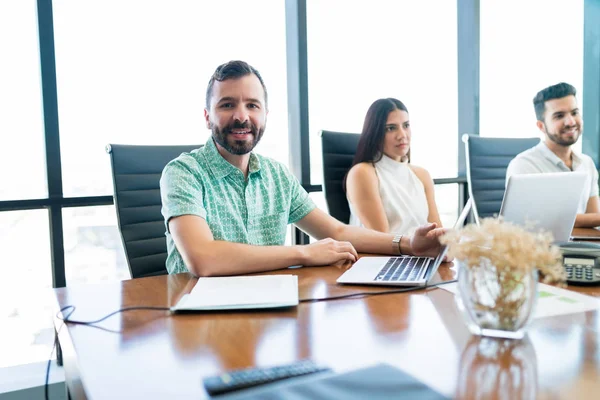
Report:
345,98,442,235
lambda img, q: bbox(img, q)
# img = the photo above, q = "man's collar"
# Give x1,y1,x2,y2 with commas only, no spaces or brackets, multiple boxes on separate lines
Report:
248,152,261,174
537,141,581,167
203,137,262,179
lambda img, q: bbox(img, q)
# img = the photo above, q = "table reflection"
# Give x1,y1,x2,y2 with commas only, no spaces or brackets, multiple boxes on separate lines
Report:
456,336,537,400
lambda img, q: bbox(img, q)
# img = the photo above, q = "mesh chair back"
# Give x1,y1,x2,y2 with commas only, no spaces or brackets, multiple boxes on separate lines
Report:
107,144,202,278
462,134,540,221
320,131,361,223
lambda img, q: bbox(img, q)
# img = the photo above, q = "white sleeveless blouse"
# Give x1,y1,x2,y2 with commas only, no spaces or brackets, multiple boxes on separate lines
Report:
349,155,429,235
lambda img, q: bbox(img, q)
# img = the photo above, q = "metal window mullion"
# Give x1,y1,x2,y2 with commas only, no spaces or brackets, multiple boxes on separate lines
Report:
285,0,311,245
37,0,66,288
457,0,479,211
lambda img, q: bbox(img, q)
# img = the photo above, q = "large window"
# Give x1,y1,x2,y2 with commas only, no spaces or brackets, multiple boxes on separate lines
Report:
0,0,53,372
53,0,289,197
480,0,584,153
0,210,53,368
306,0,458,184
0,0,47,201
63,206,129,284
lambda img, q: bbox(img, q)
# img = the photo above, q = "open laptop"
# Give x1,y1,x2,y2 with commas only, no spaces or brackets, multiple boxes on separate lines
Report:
336,199,472,287
499,172,587,243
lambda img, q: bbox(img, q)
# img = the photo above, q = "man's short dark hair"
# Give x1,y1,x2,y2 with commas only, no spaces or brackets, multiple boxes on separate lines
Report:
205,60,268,109
533,82,577,121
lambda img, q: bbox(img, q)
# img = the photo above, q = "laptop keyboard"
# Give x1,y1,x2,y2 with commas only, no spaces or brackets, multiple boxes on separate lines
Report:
375,257,429,282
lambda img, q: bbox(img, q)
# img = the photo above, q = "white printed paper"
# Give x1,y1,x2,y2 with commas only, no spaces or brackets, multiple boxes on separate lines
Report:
437,282,600,319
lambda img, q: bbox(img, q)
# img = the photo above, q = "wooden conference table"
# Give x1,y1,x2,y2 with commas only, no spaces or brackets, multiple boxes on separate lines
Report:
53,228,600,399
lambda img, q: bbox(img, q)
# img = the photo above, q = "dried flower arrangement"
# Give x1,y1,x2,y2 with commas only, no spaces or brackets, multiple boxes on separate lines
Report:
441,218,566,333
442,218,566,283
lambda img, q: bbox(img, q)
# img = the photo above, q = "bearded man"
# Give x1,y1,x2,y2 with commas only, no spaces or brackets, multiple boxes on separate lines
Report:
506,82,600,228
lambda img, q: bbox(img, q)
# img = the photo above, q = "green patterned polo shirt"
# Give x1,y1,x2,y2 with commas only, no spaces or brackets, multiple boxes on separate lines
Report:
160,138,316,274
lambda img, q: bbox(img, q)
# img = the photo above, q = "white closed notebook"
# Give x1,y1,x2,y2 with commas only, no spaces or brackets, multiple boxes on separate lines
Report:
171,275,299,312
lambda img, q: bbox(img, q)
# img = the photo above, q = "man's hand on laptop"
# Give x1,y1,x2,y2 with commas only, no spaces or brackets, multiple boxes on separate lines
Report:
410,223,448,258
299,238,358,267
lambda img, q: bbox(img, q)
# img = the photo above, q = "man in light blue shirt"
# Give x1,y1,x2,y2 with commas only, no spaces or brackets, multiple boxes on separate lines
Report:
506,82,600,228
160,60,447,276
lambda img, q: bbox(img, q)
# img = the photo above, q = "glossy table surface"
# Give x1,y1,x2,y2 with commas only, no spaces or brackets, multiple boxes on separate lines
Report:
53,232,600,399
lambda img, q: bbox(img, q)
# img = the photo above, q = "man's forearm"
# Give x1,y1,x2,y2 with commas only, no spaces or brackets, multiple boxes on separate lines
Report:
182,241,306,277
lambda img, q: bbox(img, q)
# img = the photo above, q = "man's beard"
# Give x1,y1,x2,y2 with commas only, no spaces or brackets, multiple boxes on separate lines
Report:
544,123,581,147
211,120,264,155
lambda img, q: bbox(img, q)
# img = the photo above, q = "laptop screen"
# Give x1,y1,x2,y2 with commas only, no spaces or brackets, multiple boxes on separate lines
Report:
500,172,586,242
425,199,472,279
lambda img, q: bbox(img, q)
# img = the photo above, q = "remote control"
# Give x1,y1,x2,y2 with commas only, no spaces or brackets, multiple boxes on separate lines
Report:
202,359,331,396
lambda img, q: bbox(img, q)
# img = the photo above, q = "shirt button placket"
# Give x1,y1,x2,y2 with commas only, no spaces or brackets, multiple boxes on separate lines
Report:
245,178,254,242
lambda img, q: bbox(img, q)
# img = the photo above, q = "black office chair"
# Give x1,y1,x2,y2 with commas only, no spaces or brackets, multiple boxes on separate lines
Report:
106,144,202,278
462,134,540,222
320,130,361,223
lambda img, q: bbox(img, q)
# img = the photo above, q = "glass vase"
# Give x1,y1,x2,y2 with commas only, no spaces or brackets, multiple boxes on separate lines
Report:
456,258,538,339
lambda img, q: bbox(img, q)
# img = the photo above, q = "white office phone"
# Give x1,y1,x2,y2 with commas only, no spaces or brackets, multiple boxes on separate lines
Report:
558,242,600,285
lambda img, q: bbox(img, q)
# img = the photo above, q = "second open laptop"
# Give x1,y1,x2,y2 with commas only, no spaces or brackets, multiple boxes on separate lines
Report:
499,172,587,243
336,200,472,287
